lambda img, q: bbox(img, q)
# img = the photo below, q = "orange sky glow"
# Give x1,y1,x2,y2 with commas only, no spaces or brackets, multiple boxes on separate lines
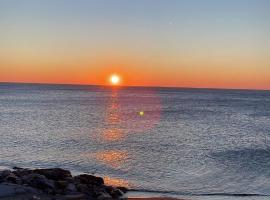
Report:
1,53,269,90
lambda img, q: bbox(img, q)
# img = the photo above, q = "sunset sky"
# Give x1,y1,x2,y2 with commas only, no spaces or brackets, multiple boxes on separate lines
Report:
0,0,269,89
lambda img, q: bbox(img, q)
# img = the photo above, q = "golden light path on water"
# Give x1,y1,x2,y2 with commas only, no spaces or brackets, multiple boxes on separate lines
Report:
94,150,129,169
103,176,131,188
102,90,123,142
85,87,162,189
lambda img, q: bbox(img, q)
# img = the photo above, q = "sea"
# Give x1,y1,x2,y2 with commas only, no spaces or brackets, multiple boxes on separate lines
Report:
1,83,270,200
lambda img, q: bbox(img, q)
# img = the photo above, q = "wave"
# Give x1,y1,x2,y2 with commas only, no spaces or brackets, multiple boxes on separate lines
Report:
208,148,270,172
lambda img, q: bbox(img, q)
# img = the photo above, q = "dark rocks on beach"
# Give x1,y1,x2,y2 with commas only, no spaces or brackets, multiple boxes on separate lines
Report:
33,168,72,181
5,173,22,185
74,174,104,186
0,170,11,180
13,168,72,181
0,167,128,199
0,183,39,198
22,173,55,191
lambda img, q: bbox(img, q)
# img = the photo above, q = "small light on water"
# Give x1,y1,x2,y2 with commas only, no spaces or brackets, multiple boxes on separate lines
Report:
139,111,144,116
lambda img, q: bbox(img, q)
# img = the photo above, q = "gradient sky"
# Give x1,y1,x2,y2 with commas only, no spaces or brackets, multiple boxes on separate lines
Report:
0,0,270,89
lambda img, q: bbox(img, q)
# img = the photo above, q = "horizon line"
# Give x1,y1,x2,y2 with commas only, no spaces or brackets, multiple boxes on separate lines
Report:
0,81,269,92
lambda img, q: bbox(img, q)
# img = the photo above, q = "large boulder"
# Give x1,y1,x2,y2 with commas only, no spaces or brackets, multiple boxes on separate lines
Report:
13,167,72,181
55,180,69,190
75,183,93,195
22,173,55,191
97,192,113,200
65,183,78,194
5,173,22,184
0,170,11,181
13,167,33,177
32,168,72,181
74,174,104,186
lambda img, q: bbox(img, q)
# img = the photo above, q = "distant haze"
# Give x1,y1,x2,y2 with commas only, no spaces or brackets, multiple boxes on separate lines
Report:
0,0,269,90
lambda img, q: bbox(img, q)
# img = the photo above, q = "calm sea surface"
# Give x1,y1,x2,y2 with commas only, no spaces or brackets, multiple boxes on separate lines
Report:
1,83,270,199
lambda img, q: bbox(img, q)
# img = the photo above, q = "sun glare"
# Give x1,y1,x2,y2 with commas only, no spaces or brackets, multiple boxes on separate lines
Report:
110,75,120,85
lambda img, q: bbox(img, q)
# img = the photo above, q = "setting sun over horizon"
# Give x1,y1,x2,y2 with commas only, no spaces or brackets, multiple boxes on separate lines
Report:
109,74,121,86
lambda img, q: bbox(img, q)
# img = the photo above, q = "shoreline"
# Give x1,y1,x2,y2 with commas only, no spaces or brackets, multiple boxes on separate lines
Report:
0,166,186,200
0,166,183,200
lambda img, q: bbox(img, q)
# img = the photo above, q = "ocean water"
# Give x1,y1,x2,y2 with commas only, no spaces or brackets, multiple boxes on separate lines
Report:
1,83,270,199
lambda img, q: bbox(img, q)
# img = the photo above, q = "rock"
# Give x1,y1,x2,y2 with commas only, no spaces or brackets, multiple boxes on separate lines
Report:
103,185,114,194
96,186,123,199
74,174,104,186
116,186,128,193
13,168,33,177
13,167,26,170
32,168,72,181
97,192,113,200
56,180,69,190
14,168,72,181
66,183,78,194
0,183,19,197
110,188,124,199
5,173,22,184
0,170,11,181
0,167,125,199
75,183,91,195
0,183,39,197
65,177,74,183
22,173,55,191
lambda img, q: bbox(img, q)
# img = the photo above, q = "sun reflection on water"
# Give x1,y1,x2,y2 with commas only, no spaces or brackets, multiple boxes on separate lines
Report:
101,89,124,141
103,176,131,188
94,150,128,169
102,128,123,142
86,88,162,190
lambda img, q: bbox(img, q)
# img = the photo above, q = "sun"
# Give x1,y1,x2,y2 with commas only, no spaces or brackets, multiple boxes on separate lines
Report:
110,74,121,85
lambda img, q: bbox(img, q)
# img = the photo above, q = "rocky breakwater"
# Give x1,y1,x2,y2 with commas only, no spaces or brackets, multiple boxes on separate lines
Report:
0,167,128,200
